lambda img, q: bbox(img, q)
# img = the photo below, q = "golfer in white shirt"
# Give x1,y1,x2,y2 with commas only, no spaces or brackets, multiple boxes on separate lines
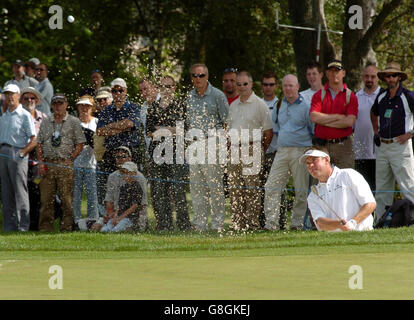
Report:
301,147,376,232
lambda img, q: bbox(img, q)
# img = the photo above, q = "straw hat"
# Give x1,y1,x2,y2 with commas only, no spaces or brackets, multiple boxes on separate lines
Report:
377,62,407,81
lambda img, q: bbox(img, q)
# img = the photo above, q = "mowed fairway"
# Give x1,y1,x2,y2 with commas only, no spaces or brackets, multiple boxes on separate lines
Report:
1,228,414,299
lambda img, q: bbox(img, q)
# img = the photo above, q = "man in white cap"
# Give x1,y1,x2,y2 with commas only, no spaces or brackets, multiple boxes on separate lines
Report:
301,146,376,232
0,84,37,232
371,61,414,218
96,78,144,177
20,87,48,230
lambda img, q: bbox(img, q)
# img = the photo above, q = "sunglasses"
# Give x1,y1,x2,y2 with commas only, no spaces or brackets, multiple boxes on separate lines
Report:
23,96,37,101
262,83,276,87
236,82,249,87
385,73,400,79
111,89,125,94
161,84,174,89
191,73,206,78
97,98,108,102
223,68,237,73
116,155,129,159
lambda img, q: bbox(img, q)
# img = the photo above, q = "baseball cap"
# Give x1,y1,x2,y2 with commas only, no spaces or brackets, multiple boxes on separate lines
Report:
299,149,330,164
95,90,112,100
51,93,68,104
116,146,132,157
327,60,344,70
13,59,24,66
29,57,40,66
3,84,20,94
110,78,127,88
121,161,138,173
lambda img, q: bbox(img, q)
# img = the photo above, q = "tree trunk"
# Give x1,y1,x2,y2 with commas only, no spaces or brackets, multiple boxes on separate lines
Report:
342,0,377,90
288,0,335,90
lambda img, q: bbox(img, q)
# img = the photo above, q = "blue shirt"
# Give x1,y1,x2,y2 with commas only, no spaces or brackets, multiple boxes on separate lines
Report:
35,77,54,116
275,94,314,148
97,99,141,149
371,85,414,139
186,83,229,134
0,104,36,148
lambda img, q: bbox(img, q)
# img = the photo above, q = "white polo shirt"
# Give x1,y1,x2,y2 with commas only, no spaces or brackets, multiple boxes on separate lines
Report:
307,166,375,232
354,87,380,160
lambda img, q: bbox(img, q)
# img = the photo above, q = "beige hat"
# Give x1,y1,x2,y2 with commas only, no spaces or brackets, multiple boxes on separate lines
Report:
377,62,407,81
21,87,42,103
95,90,112,99
121,161,138,173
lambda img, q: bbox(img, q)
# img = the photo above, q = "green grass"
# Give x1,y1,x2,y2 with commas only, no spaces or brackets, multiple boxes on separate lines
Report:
1,228,414,299
1,188,413,299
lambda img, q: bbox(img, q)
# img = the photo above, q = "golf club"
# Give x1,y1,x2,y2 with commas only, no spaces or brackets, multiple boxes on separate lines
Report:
311,185,346,225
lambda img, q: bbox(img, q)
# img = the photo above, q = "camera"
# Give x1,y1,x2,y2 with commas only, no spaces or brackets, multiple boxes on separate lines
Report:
51,131,62,147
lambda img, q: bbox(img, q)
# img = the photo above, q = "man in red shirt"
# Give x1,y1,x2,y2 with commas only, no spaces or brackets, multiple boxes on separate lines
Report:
310,60,358,169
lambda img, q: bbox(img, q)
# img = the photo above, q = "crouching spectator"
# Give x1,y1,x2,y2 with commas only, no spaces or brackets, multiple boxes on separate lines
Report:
92,161,147,232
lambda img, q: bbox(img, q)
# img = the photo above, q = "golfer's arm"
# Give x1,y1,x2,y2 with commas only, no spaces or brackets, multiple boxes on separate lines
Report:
315,217,345,231
351,202,376,224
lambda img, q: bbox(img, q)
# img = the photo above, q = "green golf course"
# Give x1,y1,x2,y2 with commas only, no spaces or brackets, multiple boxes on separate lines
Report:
1,228,414,299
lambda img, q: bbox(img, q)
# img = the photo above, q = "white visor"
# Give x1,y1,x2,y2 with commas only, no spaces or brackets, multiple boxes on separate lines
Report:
76,99,93,106
299,150,330,164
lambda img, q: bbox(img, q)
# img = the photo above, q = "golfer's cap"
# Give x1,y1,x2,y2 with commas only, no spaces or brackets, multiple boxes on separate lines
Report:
51,93,68,104
110,78,127,89
299,149,330,164
3,84,20,94
76,98,93,106
121,161,138,173
116,146,132,157
327,60,344,70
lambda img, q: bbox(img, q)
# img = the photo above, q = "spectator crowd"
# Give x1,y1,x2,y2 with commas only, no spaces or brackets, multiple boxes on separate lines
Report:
1,57,413,233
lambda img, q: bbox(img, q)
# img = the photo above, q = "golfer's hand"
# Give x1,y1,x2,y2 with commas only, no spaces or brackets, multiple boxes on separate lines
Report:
338,219,350,231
